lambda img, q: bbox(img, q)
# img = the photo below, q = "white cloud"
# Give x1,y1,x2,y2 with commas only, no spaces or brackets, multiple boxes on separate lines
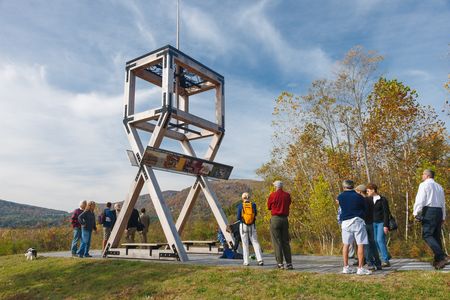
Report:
182,6,229,55
0,62,196,211
118,1,157,49
236,0,333,77
401,69,433,82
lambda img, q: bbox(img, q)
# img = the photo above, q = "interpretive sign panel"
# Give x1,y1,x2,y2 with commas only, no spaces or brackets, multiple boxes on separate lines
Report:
141,146,233,180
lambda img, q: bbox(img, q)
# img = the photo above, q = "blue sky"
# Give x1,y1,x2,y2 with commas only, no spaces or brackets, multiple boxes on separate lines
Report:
0,0,448,211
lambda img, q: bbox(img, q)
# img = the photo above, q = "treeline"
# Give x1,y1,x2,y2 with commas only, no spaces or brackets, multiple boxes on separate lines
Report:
253,46,449,256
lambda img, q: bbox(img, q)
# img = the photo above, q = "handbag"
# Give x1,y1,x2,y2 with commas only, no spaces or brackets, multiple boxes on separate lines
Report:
388,215,398,231
381,196,397,231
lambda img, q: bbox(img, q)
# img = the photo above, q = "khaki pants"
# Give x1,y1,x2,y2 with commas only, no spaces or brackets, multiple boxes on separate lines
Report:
270,215,292,265
140,229,148,243
126,227,137,243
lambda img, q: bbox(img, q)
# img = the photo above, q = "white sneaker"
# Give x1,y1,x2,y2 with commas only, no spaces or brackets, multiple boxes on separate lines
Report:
342,265,356,274
357,267,372,275
243,262,249,266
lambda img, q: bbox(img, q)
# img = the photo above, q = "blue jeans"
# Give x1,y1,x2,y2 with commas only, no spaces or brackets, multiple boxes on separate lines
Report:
71,227,81,254
364,224,381,267
373,222,390,262
78,228,92,257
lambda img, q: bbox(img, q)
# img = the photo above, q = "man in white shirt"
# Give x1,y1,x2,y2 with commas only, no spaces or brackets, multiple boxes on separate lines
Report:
413,169,447,269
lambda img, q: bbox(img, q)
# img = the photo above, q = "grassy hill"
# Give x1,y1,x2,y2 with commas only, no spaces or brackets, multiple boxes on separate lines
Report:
0,255,449,299
0,199,69,228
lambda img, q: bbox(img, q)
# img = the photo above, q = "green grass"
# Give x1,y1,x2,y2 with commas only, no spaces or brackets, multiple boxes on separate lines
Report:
0,255,449,299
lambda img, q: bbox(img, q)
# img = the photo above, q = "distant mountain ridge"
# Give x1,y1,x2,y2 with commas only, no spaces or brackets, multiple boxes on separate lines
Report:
128,179,263,221
1,179,263,228
0,199,69,228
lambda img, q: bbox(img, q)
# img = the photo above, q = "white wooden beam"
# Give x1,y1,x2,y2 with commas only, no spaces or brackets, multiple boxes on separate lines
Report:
175,178,202,234
104,172,145,253
148,112,170,148
185,130,215,141
143,165,189,261
129,109,161,124
127,54,162,72
133,121,187,142
172,109,221,134
175,57,223,85
199,176,235,249
204,133,223,161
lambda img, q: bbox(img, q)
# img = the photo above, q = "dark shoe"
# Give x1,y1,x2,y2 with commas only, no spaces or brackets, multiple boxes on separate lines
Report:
382,261,390,267
277,264,284,269
375,265,382,271
366,264,375,271
435,259,448,270
258,261,264,266
286,263,293,270
85,254,93,258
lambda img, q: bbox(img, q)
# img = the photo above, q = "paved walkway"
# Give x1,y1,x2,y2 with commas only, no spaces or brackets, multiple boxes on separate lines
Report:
42,250,449,275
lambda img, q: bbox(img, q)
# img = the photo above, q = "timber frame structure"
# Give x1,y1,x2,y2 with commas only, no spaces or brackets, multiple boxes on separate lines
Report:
104,45,235,261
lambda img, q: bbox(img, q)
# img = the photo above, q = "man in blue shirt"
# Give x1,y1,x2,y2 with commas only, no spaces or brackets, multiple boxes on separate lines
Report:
337,180,370,275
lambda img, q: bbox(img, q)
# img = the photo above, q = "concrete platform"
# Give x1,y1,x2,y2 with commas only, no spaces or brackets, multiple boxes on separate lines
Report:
41,250,449,275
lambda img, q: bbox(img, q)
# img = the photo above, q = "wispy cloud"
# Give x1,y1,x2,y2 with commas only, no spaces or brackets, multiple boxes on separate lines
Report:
236,0,333,77
0,0,448,211
117,1,157,49
0,62,192,210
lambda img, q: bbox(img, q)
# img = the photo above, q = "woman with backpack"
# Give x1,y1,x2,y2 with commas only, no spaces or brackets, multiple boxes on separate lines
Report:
236,192,263,266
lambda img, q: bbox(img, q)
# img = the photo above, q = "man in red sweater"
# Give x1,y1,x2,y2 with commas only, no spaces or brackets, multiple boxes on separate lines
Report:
267,180,293,269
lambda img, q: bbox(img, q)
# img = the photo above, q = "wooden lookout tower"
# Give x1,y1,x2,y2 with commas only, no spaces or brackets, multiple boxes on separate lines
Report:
104,45,235,261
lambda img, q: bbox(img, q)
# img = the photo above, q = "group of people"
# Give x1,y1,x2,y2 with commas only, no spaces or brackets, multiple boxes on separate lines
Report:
235,169,447,274
337,181,391,275
337,169,447,275
234,180,293,269
70,169,446,274
70,201,151,257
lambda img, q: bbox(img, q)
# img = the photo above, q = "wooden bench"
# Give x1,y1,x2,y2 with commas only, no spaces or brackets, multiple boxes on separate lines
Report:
182,240,217,251
121,243,168,255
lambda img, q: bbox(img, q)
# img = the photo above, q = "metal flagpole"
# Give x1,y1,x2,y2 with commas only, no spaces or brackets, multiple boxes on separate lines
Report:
176,0,180,49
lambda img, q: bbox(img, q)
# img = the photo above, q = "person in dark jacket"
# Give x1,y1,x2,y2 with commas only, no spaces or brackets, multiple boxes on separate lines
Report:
267,180,293,270
78,201,97,258
356,185,382,270
70,200,87,257
366,183,391,267
102,202,116,251
126,208,140,243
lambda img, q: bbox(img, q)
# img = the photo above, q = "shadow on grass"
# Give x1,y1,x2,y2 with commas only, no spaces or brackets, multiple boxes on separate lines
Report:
1,256,208,299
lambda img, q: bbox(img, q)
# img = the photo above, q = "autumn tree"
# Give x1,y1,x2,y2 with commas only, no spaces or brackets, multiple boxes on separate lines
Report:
335,46,383,182
258,46,449,255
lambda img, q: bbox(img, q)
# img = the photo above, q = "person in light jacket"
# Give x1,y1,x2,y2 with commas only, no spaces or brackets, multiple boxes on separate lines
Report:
78,201,97,258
